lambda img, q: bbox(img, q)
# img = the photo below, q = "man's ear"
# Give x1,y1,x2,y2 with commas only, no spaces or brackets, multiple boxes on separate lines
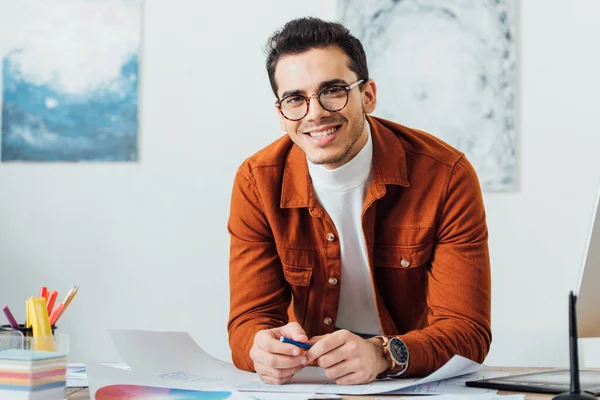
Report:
276,106,287,133
362,79,377,114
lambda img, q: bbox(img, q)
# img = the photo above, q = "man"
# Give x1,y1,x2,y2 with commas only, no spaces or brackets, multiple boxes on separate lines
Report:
227,17,491,386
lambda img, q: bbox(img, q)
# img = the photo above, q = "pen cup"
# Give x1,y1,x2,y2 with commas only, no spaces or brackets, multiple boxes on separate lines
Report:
0,324,57,350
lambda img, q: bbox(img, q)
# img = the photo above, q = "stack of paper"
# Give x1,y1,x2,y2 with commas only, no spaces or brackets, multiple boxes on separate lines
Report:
85,329,501,398
67,362,131,388
66,363,88,388
389,371,507,395
374,395,526,400
0,349,66,400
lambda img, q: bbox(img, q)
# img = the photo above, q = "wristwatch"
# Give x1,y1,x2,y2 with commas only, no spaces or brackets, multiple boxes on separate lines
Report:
375,336,409,378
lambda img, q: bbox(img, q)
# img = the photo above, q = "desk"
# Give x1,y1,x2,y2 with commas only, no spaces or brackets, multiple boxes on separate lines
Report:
64,367,560,400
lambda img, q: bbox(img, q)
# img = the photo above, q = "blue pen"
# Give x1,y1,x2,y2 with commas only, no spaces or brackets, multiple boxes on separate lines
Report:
280,336,311,350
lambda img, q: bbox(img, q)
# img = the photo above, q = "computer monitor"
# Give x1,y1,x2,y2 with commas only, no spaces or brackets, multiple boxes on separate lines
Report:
466,183,600,396
577,182,600,338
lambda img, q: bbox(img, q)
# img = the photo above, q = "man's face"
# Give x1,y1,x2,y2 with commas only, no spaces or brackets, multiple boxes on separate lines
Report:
274,46,376,169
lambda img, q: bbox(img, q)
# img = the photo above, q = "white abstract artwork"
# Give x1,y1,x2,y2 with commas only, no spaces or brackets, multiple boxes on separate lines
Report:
339,0,517,191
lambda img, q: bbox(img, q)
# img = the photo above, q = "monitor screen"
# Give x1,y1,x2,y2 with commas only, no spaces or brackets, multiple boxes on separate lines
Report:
577,182,600,338
508,370,600,386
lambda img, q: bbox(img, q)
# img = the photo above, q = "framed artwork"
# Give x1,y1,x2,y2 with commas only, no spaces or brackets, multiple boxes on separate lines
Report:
0,0,142,162
339,0,517,191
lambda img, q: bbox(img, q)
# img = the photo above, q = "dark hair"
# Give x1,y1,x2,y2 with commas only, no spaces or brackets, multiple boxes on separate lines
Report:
265,17,369,98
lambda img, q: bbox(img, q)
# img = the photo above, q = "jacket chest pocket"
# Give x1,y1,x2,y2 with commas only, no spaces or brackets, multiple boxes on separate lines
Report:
372,241,432,314
279,247,318,286
279,247,319,325
281,264,312,286
373,240,433,270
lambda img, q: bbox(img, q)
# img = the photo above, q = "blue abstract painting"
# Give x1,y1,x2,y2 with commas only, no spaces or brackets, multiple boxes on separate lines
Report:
0,0,141,162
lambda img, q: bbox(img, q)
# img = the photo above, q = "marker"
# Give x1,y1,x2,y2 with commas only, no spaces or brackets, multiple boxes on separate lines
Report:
280,336,311,350
2,306,19,328
30,297,55,351
26,297,35,328
47,290,58,315
49,303,64,327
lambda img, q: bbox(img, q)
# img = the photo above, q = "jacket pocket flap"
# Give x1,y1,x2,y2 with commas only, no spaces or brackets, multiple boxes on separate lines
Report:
281,265,312,286
373,241,433,269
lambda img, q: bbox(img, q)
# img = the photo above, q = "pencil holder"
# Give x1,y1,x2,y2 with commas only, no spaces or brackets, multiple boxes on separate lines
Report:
0,324,57,335
0,324,57,349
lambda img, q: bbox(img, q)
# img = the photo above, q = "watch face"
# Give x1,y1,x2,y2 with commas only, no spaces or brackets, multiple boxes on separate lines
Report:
389,337,409,364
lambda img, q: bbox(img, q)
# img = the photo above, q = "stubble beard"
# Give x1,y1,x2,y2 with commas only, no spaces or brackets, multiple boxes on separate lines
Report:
305,111,366,168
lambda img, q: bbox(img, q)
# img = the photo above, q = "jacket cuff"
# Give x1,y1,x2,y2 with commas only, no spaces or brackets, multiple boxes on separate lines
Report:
398,334,433,377
234,323,276,372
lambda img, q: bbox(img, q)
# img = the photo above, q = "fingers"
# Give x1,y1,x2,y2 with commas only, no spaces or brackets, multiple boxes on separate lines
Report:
281,321,308,342
323,358,354,381
335,371,370,385
255,362,306,385
316,338,360,368
251,325,311,385
322,358,373,385
259,375,289,385
307,334,328,346
306,330,348,363
254,330,302,357
250,347,307,369
257,373,294,385
305,330,380,385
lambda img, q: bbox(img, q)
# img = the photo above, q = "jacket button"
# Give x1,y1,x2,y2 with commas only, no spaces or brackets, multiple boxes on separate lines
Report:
326,233,336,242
400,258,410,268
328,277,338,285
323,317,333,325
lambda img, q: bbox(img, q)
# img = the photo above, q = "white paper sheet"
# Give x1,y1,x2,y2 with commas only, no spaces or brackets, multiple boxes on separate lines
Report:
110,330,248,378
86,363,258,399
246,394,340,400
109,329,256,389
67,362,130,388
86,363,339,400
237,352,485,395
87,329,487,397
375,395,526,400
389,371,509,395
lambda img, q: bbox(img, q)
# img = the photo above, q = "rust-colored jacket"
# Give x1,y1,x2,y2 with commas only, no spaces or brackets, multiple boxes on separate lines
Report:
227,115,491,377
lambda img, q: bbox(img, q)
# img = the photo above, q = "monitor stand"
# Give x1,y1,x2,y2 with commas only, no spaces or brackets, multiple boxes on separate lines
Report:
553,291,596,400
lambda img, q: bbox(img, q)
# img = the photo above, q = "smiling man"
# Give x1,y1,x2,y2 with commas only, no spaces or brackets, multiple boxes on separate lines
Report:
227,17,491,386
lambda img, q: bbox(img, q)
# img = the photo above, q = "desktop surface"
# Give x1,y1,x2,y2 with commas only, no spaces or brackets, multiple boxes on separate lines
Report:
65,366,584,400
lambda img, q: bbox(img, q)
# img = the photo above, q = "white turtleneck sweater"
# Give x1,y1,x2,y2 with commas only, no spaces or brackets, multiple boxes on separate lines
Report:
307,122,382,336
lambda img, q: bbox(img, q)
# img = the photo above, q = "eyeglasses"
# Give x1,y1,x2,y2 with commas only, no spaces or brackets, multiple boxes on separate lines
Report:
276,79,364,121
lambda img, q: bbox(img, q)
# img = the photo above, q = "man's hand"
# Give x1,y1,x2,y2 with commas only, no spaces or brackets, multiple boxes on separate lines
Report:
306,330,389,385
250,322,310,385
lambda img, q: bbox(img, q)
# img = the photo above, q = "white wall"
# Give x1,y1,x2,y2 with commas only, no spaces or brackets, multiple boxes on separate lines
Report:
0,0,599,368
483,0,600,367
